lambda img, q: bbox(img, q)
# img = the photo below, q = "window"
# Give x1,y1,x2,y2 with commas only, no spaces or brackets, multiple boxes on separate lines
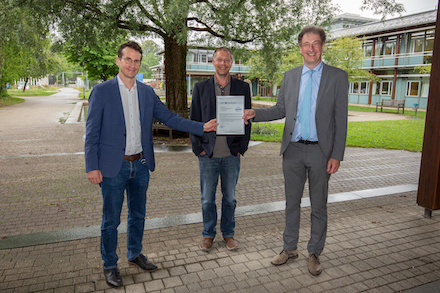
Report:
363,42,373,57
374,82,380,95
421,81,430,98
411,31,425,53
350,81,369,94
194,53,208,63
187,53,195,63
360,82,369,95
381,81,392,95
350,82,359,94
412,38,424,53
406,81,420,96
425,30,435,52
384,41,395,55
375,40,383,56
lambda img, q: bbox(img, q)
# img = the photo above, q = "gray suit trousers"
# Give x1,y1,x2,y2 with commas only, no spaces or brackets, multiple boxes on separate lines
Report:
282,142,330,255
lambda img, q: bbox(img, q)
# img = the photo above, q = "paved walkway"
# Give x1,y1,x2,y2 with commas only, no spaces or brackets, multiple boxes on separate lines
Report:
0,89,439,293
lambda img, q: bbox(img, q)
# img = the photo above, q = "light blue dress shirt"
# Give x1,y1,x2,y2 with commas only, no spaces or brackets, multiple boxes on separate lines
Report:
291,61,323,142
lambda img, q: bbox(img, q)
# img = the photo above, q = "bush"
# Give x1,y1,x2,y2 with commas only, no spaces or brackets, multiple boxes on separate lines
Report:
251,123,280,136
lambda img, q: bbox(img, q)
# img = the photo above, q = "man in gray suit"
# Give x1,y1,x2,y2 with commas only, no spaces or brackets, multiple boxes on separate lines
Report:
243,25,348,275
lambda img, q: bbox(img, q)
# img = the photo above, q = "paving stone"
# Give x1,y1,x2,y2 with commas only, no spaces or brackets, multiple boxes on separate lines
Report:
162,276,183,288
197,269,217,281
123,283,145,293
143,279,164,291
180,272,201,285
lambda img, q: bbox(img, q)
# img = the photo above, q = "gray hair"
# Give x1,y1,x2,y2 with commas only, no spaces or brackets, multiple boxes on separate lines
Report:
213,47,234,63
298,25,326,46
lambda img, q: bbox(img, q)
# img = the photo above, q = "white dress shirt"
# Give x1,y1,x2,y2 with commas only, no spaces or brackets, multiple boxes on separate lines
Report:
117,75,142,156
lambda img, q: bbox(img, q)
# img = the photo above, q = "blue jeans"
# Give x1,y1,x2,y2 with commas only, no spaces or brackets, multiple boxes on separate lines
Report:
198,154,240,239
100,159,150,269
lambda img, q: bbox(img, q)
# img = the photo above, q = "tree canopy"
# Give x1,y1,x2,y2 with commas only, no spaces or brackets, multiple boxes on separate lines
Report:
62,32,127,82
18,0,338,110
15,0,404,107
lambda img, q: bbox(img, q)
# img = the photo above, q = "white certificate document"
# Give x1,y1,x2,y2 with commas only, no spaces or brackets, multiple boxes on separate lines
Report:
216,95,245,135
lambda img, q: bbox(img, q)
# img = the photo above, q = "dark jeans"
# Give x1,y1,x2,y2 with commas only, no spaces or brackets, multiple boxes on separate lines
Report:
100,159,150,269
198,154,240,239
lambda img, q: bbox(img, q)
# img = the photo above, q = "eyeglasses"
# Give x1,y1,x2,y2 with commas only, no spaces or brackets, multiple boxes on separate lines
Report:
301,41,322,50
215,58,232,64
121,57,141,66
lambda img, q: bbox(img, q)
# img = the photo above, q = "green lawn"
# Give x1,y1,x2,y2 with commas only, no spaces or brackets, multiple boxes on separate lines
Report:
251,109,426,152
7,88,59,97
346,119,424,152
0,96,25,107
77,89,91,99
1,88,60,107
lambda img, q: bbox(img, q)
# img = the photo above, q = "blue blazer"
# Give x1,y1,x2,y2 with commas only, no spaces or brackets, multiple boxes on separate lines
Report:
189,76,252,157
85,76,204,178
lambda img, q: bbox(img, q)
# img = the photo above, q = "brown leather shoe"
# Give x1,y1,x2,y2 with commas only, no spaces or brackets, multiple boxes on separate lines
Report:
270,250,298,265
308,252,323,275
224,237,239,250
199,238,214,251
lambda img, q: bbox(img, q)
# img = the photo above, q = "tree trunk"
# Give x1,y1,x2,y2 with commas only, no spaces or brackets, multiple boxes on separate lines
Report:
0,82,6,97
417,5,440,213
164,35,187,112
23,77,29,92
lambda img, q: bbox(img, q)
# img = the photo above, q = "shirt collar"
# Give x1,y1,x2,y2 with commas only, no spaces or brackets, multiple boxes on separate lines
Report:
302,61,323,75
117,74,137,90
214,74,231,89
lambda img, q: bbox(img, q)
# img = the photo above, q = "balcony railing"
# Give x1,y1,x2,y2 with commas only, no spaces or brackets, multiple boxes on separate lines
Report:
186,63,250,73
151,73,165,79
362,51,433,69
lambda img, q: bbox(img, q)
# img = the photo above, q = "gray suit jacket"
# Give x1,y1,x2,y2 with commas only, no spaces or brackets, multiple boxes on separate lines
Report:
254,63,348,161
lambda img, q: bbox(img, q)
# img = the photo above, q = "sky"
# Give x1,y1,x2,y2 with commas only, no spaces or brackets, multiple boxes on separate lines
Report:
333,0,438,19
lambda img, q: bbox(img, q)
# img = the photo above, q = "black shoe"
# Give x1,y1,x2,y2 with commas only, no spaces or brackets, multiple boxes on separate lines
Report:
104,268,123,287
128,254,158,271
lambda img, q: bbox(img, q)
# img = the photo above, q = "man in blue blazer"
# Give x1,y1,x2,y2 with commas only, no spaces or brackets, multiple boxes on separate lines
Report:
190,47,251,252
85,41,217,288
243,26,348,276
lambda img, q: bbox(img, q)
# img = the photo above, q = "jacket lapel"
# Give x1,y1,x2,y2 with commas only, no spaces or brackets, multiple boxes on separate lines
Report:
316,63,328,110
111,77,126,129
136,80,146,124
207,76,217,112
291,66,302,112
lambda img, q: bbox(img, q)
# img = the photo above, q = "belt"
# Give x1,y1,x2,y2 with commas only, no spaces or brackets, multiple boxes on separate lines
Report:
124,152,142,161
297,140,318,145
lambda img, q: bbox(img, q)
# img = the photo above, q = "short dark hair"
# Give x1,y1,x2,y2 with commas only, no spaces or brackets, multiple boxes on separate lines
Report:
298,25,326,46
118,41,143,60
213,47,234,63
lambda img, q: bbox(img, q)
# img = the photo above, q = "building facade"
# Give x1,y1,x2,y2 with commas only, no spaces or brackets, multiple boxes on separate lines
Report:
330,10,437,109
